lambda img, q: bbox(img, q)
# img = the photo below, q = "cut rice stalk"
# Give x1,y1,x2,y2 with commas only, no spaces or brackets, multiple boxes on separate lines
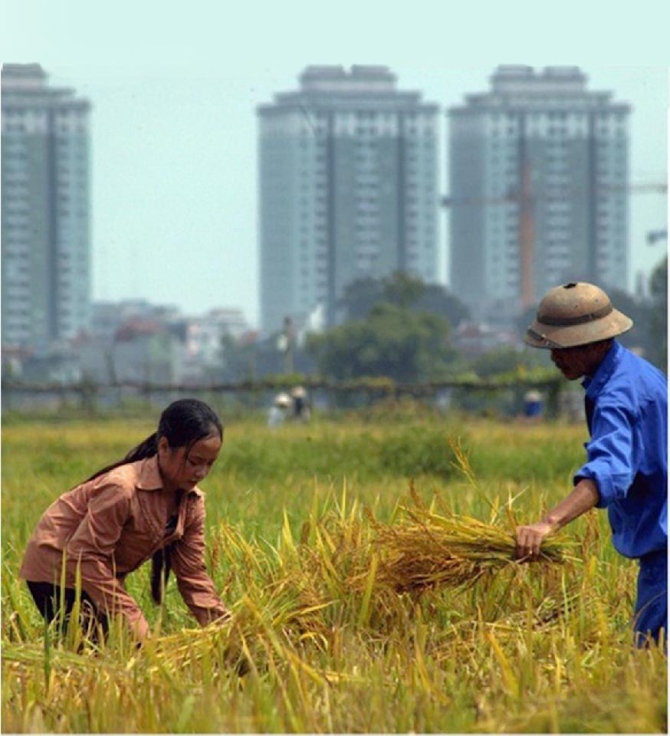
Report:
354,499,571,594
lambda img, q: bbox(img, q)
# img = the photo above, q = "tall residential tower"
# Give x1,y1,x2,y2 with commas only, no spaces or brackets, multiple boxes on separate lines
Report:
448,65,630,326
1,63,92,350
258,65,440,334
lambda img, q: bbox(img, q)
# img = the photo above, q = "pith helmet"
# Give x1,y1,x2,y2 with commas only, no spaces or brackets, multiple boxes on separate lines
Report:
274,392,291,407
525,282,633,349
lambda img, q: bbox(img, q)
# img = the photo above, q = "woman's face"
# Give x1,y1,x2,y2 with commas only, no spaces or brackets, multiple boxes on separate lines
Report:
158,432,222,492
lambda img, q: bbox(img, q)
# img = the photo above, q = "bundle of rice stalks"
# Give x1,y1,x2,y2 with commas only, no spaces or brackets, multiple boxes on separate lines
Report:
354,491,572,595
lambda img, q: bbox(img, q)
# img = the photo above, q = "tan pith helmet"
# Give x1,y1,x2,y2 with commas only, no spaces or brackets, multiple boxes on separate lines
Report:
525,282,633,349
274,392,292,407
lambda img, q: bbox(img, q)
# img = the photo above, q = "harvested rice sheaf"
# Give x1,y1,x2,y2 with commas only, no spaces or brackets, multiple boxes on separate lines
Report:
356,497,571,594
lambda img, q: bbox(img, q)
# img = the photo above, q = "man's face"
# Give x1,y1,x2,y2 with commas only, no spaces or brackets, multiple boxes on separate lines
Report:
549,343,605,381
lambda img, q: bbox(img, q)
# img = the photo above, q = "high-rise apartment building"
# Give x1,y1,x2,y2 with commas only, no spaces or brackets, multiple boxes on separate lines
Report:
2,63,92,349
448,65,630,326
258,65,440,334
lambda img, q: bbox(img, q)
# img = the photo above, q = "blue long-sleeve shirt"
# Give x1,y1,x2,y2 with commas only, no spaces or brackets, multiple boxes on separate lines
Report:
574,340,667,559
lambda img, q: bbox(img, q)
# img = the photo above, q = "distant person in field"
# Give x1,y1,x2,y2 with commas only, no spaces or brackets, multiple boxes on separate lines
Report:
290,385,311,422
515,282,667,647
20,398,231,644
267,392,291,428
520,389,543,422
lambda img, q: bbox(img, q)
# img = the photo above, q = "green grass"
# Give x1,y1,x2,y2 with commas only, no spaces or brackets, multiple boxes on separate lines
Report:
2,408,666,733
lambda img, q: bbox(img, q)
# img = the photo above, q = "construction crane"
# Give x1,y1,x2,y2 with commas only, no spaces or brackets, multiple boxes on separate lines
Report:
647,229,668,245
442,176,668,309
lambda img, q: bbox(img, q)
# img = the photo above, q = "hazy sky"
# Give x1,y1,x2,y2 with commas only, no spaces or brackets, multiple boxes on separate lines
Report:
3,1,668,328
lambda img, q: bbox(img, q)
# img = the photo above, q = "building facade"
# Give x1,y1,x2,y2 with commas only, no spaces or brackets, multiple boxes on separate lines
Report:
448,65,630,326
1,63,92,349
258,65,440,334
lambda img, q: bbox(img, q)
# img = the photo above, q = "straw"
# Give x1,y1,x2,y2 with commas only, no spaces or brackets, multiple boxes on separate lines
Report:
354,491,570,594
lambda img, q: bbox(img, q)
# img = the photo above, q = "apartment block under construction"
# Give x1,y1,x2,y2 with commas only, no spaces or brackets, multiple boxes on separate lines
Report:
448,65,631,327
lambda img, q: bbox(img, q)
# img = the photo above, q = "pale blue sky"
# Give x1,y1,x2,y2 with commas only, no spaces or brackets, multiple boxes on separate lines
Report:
3,0,668,328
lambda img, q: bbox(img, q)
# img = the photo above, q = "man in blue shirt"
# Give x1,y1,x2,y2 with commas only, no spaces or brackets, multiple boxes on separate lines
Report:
516,281,667,647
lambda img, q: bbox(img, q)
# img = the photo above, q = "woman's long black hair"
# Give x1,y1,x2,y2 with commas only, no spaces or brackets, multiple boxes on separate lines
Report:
84,398,223,604
86,398,223,482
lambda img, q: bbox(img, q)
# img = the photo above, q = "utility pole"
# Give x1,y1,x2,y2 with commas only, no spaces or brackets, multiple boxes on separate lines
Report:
519,161,535,310
277,316,293,374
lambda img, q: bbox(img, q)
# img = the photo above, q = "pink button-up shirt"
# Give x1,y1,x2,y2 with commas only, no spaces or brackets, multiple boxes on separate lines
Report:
20,456,230,638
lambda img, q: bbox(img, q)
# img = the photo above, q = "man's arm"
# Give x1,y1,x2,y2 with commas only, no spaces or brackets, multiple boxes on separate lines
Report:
515,478,599,559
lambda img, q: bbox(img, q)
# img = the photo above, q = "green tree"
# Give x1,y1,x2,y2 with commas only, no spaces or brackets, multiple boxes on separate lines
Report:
339,271,469,327
306,303,455,383
417,283,470,328
470,346,531,378
379,271,426,308
338,276,383,321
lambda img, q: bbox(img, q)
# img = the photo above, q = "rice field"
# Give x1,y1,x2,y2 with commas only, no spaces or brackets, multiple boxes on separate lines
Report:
2,406,667,733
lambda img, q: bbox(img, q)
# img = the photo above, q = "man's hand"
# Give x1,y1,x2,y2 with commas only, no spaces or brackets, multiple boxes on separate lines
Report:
515,521,555,560
515,479,600,561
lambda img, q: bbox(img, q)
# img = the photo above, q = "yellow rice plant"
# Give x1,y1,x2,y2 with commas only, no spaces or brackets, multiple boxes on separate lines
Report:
198,481,579,681
349,485,572,597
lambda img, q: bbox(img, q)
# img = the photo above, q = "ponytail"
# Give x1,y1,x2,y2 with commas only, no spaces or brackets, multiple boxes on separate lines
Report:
150,488,183,604
122,433,160,464
84,432,159,483
150,544,173,604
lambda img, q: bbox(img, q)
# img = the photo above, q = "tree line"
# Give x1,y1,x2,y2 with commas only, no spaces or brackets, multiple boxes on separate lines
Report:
223,259,667,385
